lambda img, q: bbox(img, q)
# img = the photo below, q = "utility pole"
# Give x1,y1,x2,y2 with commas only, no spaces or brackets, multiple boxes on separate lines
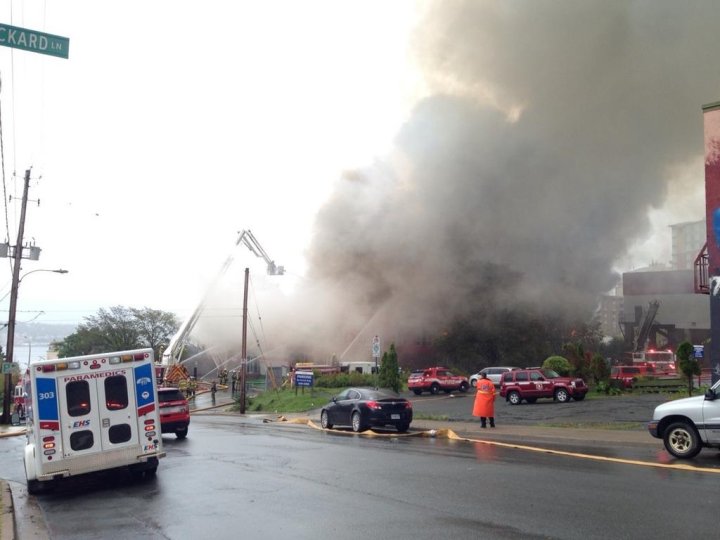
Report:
2,169,31,424
239,267,249,414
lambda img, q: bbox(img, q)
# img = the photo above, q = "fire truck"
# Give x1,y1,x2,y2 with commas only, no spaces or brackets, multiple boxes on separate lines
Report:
13,374,28,418
630,349,677,377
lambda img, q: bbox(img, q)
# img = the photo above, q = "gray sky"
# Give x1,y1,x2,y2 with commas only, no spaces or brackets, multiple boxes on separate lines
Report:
0,1,716,361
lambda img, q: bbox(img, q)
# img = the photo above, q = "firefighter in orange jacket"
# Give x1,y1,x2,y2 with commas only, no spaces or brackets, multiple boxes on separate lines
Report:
472,372,496,428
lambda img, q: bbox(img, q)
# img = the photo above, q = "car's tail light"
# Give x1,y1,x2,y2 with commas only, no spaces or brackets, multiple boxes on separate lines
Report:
366,400,381,410
404,401,412,409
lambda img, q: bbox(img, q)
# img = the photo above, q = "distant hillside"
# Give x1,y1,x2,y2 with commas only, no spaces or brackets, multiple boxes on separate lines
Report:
0,322,77,346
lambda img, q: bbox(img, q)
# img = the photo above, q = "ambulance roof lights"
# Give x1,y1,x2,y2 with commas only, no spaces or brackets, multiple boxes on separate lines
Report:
54,361,81,371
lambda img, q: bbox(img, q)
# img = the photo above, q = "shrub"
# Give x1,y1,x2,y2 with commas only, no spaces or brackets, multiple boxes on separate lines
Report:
315,372,374,388
595,380,622,395
543,355,572,376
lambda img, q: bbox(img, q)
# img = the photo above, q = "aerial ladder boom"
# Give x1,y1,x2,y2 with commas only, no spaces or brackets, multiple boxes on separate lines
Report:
161,230,284,366
633,299,660,353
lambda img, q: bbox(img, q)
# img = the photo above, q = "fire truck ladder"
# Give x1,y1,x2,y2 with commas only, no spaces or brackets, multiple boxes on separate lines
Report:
633,300,660,352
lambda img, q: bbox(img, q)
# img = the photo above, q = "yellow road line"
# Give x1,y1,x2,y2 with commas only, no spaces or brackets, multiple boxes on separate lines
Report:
447,430,720,474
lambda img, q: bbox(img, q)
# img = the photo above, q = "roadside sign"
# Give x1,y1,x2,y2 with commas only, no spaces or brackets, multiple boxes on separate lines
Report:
0,23,70,59
1,362,13,375
295,371,313,387
694,345,704,359
372,336,380,359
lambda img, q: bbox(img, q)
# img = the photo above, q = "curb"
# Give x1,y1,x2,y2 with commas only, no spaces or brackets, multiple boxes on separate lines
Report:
0,429,26,439
1,480,15,540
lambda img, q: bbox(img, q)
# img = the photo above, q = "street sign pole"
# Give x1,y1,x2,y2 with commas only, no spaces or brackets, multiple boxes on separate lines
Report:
372,336,380,389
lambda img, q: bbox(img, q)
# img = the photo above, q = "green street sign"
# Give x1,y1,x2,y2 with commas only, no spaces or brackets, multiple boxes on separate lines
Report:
0,23,69,59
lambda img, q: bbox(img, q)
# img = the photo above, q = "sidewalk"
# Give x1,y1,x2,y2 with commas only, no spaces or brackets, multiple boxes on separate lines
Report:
0,424,26,438
0,423,26,540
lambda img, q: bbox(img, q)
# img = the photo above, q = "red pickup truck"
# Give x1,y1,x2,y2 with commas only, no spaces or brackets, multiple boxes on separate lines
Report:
407,367,469,395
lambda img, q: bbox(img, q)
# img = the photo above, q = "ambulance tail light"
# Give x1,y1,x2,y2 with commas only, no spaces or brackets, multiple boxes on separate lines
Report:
144,418,157,437
40,364,56,372
42,435,57,456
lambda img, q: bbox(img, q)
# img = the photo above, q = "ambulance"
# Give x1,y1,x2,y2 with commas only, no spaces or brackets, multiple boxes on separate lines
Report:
23,348,165,494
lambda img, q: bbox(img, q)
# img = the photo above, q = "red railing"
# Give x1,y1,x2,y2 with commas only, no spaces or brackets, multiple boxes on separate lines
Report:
694,242,709,294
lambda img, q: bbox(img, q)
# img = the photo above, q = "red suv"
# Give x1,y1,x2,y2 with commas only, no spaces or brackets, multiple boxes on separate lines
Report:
407,367,469,395
500,368,588,404
158,387,190,439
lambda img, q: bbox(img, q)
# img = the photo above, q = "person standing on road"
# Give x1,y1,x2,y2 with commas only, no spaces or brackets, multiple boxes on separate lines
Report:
472,372,496,428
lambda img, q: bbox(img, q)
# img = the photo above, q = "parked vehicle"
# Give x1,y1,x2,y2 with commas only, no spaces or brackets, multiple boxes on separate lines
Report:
610,365,645,389
23,349,164,494
648,380,720,459
500,368,588,404
320,388,412,433
470,367,519,387
158,387,190,439
407,367,469,395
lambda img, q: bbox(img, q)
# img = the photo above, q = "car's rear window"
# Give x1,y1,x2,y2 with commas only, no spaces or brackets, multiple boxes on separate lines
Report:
159,389,185,402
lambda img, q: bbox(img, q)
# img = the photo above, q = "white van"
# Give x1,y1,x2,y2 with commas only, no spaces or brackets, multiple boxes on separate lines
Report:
340,361,377,374
23,348,165,493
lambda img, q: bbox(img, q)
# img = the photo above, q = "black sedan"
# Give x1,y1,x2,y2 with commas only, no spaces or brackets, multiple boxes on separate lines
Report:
320,387,413,433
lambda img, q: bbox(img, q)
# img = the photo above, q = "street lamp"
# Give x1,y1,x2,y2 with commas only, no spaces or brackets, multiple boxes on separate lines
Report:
2,268,68,423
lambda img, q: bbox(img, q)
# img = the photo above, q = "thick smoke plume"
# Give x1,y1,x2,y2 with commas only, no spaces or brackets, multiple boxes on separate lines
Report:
273,1,720,363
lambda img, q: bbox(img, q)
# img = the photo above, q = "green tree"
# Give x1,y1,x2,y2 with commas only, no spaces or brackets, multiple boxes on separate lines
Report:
543,355,572,376
597,337,626,364
676,341,700,396
56,326,105,357
562,342,590,379
130,307,179,358
57,306,179,359
379,343,401,393
589,353,609,385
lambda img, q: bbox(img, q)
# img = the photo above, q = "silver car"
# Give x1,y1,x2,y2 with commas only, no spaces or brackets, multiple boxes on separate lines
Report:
470,366,519,387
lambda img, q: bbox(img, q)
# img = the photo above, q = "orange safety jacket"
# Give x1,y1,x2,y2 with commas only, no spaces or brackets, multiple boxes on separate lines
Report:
472,378,496,417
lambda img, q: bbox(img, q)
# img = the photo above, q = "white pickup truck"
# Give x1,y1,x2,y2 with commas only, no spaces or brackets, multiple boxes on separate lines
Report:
648,380,720,459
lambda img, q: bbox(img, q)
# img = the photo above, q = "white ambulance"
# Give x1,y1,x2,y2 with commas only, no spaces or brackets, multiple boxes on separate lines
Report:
23,348,165,494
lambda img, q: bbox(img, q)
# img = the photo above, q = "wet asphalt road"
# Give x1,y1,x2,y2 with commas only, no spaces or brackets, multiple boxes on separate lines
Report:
2,388,718,539
4,413,718,540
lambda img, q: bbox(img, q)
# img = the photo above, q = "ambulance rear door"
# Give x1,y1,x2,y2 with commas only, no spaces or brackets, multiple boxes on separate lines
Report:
58,367,139,458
